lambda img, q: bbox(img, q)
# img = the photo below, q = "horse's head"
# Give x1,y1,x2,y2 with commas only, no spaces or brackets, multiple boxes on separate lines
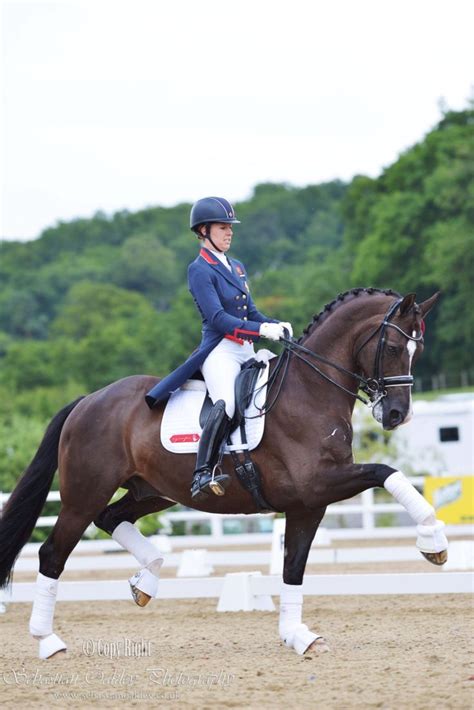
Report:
355,292,439,430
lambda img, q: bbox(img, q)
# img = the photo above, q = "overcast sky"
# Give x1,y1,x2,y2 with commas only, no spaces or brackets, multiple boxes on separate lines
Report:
1,0,473,241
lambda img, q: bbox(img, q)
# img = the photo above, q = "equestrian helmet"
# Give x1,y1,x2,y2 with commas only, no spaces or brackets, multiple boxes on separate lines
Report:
190,197,241,232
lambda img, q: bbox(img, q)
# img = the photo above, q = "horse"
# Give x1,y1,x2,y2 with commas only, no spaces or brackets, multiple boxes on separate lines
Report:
0,287,448,660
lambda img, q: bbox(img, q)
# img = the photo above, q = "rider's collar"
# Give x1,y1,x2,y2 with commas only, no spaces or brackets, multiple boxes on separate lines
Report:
206,248,232,271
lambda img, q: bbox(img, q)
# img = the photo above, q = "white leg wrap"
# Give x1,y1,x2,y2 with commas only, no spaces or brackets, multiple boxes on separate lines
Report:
29,573,59,638
416,520,448,553
384,471,435,524
129,568,159,598
112,521,164,575
279,583,320,655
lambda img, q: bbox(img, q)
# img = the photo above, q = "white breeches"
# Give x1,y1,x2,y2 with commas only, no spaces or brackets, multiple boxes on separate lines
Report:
201,338,256,418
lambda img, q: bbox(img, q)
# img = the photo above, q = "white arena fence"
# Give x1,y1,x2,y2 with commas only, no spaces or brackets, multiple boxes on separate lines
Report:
0,477,433,542
3,572,473,609
12,546,424,571
11,538,474,570
1,487,472,608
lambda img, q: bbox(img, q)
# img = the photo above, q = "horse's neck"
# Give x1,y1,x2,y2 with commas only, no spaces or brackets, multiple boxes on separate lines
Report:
283,309,364,419
300,318,359,380
298,295,385,374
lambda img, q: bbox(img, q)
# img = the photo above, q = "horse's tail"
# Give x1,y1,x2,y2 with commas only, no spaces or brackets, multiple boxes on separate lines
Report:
0,396,85,588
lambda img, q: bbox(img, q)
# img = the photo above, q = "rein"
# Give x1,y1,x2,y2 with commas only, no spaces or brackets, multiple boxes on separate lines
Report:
250,298,424,416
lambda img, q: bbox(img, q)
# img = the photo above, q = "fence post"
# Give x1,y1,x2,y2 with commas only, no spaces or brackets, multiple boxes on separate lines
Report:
361,489,375,531
210,515,224,542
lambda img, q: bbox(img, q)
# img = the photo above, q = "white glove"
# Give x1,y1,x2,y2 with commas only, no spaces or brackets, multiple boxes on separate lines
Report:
279,321,293,337
259,322,285,341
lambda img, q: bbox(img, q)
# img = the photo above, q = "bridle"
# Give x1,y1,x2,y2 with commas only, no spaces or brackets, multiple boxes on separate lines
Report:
256,298,424,415
352,297,424,405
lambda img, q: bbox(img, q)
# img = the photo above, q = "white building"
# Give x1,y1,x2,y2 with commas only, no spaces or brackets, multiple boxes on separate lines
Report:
391,394,474,476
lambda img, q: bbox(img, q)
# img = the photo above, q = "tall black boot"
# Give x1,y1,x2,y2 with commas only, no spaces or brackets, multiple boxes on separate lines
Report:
191,400,232,501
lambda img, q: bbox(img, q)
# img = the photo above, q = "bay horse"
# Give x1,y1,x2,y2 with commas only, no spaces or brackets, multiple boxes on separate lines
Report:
0,288,448,659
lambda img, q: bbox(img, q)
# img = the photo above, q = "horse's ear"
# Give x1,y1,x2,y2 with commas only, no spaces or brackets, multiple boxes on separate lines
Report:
399,293,417,316
418,291,441,318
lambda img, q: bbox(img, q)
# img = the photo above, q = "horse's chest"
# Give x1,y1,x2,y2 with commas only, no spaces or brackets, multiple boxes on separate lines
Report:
318,422,353,463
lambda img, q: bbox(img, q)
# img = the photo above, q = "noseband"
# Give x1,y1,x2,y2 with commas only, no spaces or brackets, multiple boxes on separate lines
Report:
271,298,424,410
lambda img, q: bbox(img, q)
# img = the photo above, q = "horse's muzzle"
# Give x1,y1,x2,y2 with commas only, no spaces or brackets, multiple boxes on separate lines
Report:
381,402,412,430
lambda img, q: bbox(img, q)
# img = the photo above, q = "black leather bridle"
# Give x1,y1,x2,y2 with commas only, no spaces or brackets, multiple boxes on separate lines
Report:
258,298,424,414
352,297,423,405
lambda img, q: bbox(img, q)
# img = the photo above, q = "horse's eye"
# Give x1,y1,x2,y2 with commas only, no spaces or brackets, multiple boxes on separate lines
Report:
387,345,398,356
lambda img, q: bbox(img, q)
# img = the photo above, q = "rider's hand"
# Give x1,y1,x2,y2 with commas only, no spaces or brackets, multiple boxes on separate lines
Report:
279,321,293,338
259,322,285,341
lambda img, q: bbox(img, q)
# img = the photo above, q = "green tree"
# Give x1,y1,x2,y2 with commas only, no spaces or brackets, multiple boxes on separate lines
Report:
112,233,180,307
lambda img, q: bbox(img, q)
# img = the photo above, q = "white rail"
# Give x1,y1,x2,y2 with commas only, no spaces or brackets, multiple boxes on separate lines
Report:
5,572,472,603
13,546,425,572
0,479,428,537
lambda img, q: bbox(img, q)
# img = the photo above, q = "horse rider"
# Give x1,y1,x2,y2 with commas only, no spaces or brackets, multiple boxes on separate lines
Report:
145,196,293,501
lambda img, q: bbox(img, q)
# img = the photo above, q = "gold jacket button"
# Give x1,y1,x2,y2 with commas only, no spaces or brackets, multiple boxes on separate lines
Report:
243,316,248,320
242,294,247,299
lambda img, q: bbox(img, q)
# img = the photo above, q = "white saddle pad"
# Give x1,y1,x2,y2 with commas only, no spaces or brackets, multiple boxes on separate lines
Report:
160,350,276,454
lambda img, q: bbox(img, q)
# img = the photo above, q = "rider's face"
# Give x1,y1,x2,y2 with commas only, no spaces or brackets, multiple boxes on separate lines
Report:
203,223,233,252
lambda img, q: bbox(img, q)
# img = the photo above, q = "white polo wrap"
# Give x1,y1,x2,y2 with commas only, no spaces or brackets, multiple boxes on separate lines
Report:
384,471,435,524
29,573,59,638
112,521,164,575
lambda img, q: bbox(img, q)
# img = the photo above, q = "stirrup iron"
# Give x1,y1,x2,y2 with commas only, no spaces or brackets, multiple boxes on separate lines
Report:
208,464,226,496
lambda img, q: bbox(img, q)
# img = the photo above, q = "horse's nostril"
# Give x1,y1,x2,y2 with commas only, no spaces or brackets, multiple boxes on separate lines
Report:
389,409,403,427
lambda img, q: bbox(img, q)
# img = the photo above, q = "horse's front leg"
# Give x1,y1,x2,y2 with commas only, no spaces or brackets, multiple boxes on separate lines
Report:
311,463,448,565
280,508,329,655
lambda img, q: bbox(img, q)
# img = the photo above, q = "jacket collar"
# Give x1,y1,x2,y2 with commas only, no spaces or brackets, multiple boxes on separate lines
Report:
199,248,246,293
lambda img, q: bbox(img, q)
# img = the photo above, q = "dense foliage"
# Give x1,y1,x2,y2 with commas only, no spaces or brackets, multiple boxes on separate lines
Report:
0,106,472,502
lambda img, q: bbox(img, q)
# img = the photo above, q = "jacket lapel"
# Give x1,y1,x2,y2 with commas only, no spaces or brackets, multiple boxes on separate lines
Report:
199,248,246,293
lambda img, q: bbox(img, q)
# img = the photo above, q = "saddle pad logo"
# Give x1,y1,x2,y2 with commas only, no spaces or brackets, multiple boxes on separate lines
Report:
170,433,200,443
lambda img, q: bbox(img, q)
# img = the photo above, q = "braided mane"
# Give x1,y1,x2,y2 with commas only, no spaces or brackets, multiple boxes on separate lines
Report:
299,287,401,342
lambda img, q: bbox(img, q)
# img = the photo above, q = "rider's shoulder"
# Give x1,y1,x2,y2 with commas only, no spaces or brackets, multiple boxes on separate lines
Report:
189,252,206,269
188,255,213,280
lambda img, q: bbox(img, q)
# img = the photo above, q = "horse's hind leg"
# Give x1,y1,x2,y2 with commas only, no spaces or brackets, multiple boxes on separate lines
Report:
94,492,174,607
31,497,113,659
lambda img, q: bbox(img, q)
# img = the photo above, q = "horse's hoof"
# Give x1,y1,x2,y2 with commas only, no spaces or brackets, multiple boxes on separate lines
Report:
129,568,158,606
130,585,152,607
420,549,448,566
307,637,330,654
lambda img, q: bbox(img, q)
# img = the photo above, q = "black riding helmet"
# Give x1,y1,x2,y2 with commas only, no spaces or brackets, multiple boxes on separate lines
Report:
190,197,241,234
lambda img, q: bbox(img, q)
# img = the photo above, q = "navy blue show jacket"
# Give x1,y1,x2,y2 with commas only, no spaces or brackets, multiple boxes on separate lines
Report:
145,247,278,408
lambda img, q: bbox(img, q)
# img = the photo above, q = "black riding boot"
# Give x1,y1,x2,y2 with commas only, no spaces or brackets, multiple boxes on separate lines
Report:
191,400,232,501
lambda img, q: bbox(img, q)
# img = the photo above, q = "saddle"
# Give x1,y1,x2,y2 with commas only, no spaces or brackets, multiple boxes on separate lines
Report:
161,351,274,454
199,357,267,432
160,352,278,512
